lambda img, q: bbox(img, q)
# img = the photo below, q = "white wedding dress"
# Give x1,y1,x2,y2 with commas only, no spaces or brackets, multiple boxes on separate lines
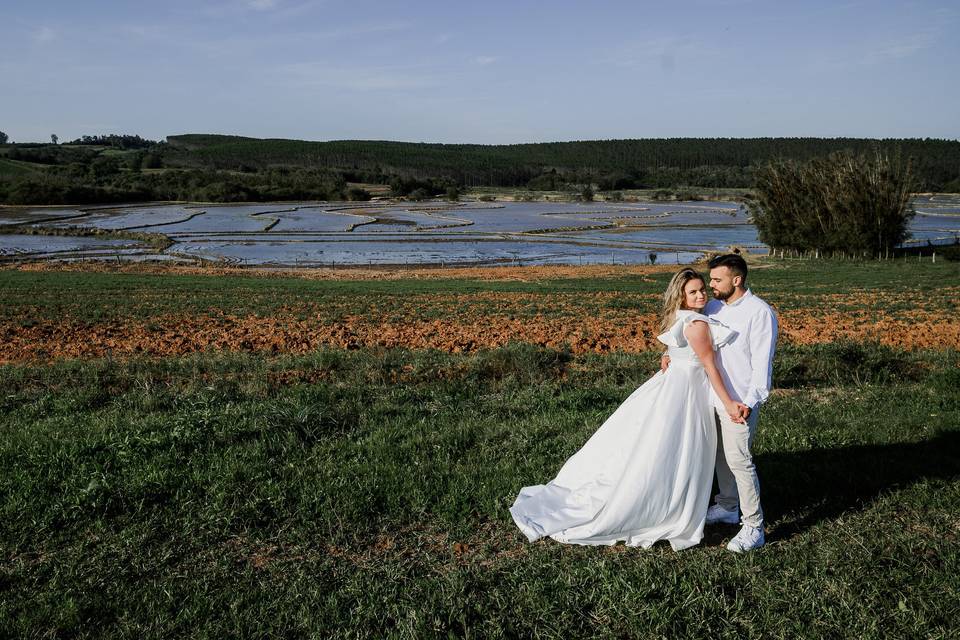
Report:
510,311,737,550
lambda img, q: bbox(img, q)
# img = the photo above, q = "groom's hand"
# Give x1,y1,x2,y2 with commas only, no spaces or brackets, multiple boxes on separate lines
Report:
727,402,750,424
660,354,670,371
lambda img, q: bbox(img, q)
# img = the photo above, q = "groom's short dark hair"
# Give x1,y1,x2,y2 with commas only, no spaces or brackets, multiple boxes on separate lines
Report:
708,254,748,283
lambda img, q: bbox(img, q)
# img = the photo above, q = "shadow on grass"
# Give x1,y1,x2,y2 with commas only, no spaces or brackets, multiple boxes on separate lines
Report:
773,341,941,388
744,430,960,541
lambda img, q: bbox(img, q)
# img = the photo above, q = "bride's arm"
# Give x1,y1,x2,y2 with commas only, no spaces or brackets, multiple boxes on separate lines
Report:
685,320,747,423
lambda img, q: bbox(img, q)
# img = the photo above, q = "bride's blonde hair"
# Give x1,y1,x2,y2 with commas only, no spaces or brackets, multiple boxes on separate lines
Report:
660,268,705,332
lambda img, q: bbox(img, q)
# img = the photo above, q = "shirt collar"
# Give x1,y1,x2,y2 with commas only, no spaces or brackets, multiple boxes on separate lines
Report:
724,289,753,307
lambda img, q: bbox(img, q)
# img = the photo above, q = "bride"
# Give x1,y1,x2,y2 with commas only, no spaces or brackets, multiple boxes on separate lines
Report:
510,268,748,550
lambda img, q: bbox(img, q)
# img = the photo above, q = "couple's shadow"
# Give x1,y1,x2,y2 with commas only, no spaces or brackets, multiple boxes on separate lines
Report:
701,430,960,544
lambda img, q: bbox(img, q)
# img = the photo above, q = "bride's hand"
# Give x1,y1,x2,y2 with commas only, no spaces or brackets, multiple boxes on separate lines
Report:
725,401,749,424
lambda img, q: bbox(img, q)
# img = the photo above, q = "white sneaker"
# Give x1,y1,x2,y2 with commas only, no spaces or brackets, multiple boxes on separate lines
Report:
726,525,765,553
705,503,740,525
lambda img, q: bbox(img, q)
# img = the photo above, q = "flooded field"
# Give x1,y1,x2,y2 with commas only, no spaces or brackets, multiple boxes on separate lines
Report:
0,196,957,266
908,195,960,242
0,234,140,258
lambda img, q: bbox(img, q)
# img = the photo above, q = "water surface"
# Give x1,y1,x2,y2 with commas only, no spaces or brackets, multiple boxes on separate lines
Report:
2,196,957,266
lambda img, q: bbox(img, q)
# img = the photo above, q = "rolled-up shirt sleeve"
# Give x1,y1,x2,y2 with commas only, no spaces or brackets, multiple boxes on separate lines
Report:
743,307,778,408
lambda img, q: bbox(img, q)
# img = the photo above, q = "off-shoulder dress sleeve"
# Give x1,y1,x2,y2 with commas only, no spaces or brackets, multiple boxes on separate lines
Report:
656,312,737,349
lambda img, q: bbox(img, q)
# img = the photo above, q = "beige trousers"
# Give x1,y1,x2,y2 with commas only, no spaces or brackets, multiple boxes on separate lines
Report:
714,408,763,528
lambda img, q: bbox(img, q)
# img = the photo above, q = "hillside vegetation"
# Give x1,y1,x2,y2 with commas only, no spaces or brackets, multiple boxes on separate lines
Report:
165,134,960,190
1,134,958,205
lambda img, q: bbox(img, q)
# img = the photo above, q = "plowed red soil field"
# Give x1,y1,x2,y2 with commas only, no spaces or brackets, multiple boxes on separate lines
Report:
2,262,957,363
4,307,957,363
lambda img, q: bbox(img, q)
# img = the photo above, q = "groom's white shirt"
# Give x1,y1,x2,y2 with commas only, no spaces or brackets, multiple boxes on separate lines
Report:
704,289,778,411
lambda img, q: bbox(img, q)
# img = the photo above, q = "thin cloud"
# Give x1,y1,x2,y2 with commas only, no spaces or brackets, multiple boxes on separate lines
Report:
111,20,411,60
32,26,57,44
204,0,328,18
861,31,937,65
272,0,329,19
117,24,171,41
813,28,943,71
603,37,722,71
275,61,438,91
310,21,412,40
474,56,497,65
246,0,280,10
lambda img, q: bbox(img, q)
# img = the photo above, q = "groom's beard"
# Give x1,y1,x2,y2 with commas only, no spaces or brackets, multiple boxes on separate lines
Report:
712,286,735,300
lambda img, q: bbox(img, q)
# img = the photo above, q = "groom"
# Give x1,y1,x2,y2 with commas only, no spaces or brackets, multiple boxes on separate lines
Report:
703,254,777,552
662,253,778,552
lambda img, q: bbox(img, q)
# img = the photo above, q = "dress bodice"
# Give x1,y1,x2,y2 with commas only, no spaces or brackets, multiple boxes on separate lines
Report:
665,343,700,366
657,310,737,366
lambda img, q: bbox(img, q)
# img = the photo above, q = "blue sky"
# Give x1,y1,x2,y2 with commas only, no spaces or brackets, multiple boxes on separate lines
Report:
2,0,957,143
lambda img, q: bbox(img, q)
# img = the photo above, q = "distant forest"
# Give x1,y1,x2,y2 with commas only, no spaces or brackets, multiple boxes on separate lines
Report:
1,133,958,205
164,134,960,191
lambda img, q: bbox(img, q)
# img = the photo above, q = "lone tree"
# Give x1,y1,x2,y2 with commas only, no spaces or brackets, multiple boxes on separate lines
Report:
0,131,8,145
750,150,915,256
50,134,58,145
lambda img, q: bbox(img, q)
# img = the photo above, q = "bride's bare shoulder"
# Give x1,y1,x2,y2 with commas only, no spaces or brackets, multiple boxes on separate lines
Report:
681,316,710,336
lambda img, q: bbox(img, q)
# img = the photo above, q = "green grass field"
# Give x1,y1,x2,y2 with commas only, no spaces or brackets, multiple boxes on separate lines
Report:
1,259,956,323
2,262,959,638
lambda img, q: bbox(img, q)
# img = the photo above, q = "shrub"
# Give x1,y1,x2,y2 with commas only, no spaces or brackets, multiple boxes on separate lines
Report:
751,150,915,254
527,171,563,191
346,187,371,201
937,244,960,261
408,187,431,201
942,177,960,193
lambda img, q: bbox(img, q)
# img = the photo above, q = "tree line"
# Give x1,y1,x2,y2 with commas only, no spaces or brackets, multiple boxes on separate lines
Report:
67,134,157,149
163,135,960,192
1,133,959,205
